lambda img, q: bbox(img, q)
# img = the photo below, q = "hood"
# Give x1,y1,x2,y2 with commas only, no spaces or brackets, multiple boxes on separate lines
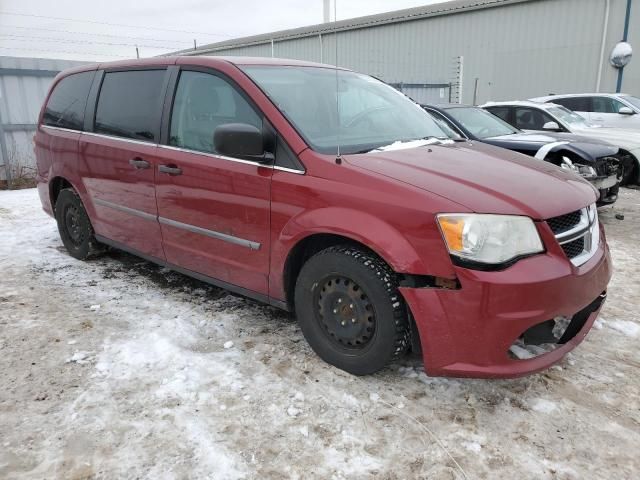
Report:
345,141,597,220
570,126,640,150
486,132,619,161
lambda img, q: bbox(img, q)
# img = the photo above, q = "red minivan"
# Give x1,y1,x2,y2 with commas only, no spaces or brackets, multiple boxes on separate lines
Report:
35,56,612,378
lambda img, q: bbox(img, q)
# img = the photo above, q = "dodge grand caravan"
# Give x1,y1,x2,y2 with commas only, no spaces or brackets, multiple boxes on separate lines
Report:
35,56,612,378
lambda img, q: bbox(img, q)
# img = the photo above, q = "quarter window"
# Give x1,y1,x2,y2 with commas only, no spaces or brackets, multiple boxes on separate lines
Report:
95,70,166,142
169,71,261,154
42,71,95,130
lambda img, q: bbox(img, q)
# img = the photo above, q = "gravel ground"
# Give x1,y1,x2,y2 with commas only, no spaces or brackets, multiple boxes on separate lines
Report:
1,187,639,480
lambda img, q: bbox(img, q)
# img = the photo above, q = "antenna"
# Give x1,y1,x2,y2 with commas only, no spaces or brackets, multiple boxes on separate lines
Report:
334,0,341,161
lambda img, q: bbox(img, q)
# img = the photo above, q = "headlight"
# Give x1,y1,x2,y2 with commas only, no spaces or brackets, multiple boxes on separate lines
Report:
437,214,544,266
561,157,597,178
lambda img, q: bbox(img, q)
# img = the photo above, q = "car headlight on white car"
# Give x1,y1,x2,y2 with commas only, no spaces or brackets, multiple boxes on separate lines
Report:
437,214,544,267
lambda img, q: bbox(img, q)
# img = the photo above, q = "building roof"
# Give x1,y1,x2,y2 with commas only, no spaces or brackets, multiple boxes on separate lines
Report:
173,0,535,55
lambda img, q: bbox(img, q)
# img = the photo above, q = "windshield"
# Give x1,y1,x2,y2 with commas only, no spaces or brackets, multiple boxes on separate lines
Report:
623,95,640,110
241,66,448,154
445,107,518,138
547,105,591,128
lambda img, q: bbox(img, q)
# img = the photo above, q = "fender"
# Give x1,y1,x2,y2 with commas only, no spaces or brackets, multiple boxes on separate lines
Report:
268,206,457,301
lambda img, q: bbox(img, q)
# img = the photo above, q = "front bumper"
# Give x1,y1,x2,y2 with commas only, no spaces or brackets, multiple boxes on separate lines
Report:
400,228,612,378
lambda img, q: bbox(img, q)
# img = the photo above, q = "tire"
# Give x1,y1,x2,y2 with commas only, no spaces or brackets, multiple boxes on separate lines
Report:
294,245,410,375
621,154,639,186
54,188,102,260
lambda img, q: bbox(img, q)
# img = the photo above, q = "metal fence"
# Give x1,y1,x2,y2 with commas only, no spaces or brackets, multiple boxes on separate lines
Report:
0,56,86,187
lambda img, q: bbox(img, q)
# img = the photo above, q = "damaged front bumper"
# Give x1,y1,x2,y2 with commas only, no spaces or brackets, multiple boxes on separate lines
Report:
399,225,612,378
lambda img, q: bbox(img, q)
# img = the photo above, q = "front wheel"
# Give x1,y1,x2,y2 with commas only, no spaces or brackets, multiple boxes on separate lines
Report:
620,154,639,186
294,246,410,375
55,188,102,260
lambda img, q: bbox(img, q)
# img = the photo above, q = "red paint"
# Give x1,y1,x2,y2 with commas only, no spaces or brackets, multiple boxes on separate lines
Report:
35,56,612,378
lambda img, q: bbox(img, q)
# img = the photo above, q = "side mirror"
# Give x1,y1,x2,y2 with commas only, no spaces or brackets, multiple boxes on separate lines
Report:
213,123,272,162
619,106,635,115
542,121,561,131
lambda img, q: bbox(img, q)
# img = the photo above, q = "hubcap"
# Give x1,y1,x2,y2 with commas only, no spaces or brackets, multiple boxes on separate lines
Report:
64,205,84,246
316,275,375,349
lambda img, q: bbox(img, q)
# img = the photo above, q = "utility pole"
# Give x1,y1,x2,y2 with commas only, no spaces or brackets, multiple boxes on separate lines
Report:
135,45,140,59
193,39,197,50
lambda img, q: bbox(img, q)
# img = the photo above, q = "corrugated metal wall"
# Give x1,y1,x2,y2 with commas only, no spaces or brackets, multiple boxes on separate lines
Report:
193,0,639,104
0,56,87,183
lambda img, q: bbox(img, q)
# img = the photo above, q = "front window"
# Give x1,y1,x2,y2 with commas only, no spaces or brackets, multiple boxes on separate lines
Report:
445,107,518,139
622,95,640,110
592,96,626,113
546,105,591,128
241,66,448,154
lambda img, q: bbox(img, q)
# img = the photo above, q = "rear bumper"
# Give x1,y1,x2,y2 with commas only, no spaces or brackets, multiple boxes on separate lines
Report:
400,233,612,378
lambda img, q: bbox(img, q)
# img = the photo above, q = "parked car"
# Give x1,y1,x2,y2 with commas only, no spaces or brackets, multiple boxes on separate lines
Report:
530,93,640,130
422,103,621,205
483,100,640,185
36,57,611,378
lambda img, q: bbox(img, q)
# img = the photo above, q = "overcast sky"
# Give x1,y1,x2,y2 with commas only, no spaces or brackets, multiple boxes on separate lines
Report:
0,0,446,61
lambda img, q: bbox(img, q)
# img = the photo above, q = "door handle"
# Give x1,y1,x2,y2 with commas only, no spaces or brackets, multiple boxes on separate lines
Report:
158,164,183,176
129,157,150,169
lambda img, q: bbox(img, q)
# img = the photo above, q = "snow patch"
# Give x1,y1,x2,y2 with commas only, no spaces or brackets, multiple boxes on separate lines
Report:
606,320,639,337
462,441,482,453
287,406,302,417
530,398,558,414
66,351,92,364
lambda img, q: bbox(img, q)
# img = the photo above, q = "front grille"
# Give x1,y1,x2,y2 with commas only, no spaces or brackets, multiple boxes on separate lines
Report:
547,210,581,235
561,237,585,259
547,204,599,267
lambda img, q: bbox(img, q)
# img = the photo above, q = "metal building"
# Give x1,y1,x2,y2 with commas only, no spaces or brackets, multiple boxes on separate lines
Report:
176,0,638,105
0,56,87,185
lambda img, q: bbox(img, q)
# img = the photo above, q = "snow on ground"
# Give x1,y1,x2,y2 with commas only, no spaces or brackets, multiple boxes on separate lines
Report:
1,187,640,479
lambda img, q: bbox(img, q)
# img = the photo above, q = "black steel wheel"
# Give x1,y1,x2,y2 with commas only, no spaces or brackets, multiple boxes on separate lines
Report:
316,274,376,350
295,245,410,375
55,188,102,260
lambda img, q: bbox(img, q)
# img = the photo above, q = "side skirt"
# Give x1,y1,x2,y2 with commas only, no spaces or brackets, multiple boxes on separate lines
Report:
94,234,290,311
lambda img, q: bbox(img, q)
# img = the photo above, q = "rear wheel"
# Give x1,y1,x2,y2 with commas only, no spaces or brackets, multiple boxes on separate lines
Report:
294,245,410,375
55,188,102,260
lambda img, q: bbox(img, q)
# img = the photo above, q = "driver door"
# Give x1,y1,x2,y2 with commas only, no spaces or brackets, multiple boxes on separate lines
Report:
154,69,272,294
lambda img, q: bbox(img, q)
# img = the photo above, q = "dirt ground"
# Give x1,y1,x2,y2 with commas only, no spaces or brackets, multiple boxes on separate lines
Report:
1,187,639,480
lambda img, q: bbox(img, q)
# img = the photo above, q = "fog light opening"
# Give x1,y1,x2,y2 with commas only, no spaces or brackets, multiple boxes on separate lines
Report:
508,316,571,360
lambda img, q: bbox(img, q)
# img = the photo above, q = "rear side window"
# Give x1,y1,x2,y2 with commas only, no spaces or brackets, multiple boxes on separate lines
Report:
486,106,510,123
95,70,166,142
550,97,589,112
42,71,95,130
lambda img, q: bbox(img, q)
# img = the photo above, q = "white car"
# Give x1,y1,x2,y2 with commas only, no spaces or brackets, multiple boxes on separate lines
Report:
531,93,640,130
482,100,640,184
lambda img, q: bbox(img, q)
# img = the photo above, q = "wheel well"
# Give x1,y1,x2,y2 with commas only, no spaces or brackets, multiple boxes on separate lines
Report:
545,149,581,167
283,233,379,310
282,233,425,354
50,177,73,211
619,149,639,184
